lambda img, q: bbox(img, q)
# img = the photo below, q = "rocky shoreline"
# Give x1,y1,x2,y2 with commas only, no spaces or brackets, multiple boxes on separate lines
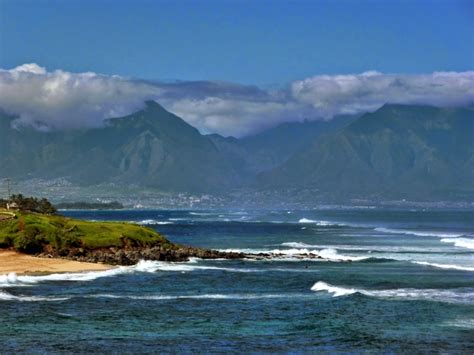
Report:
36,245,247,265
36,245,326,265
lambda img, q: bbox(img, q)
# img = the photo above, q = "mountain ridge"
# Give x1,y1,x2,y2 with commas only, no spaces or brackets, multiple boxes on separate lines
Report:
258,104,474,200
1,101,472,201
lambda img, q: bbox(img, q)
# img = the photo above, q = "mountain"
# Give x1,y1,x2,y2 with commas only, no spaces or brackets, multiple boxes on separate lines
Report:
208,115,356,174
1,102,473,201
258,104,474,200
0,101,244,192
0,101,353,192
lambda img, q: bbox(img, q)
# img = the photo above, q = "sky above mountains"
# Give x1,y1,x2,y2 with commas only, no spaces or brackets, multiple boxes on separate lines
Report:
1,0,472,84
0,0,473,136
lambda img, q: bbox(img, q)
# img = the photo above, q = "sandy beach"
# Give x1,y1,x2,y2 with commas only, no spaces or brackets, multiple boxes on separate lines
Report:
0,250,111,275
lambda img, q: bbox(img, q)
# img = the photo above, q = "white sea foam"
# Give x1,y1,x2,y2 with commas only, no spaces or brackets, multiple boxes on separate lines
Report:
219,247,369,262
281,242,315,248
311,281,357,297
318,248,369,261
0,267,131,288
0,262,153,287
0,290,69,302
132,260,262,273
298,218,345,226
0,273,22,287
87,293,307,301
280,242,447,253
137,219,174,225
375,227,463,238
311,281,474,304
189,212,215,216
413,261,474,272
440,237,474,250
443,318,474,329
0,260,265,289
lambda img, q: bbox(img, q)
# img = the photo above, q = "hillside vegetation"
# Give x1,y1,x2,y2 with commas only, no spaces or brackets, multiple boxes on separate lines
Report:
0,209,171,254
1,102,472,201
259,104,474,200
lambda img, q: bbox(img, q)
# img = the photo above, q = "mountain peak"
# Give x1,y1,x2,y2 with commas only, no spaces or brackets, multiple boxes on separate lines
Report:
144,100,169,113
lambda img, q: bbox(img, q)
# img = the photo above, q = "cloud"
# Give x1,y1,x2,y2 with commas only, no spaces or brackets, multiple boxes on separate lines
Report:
0,64,160,130
163,97,308,137
291,71,474,117
0,64,473,136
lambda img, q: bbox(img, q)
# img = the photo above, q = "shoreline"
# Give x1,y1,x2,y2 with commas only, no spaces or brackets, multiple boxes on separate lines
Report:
0,250,112,275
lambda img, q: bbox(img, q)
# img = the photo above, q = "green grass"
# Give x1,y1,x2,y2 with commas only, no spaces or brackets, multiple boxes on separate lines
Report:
0,210,173,253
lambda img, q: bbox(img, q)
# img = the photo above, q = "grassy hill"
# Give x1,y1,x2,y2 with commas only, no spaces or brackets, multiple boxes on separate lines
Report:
0,204,243,264
0,209,172,254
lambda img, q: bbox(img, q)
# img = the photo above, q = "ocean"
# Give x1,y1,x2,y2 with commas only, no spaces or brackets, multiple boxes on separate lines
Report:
1,208,473,352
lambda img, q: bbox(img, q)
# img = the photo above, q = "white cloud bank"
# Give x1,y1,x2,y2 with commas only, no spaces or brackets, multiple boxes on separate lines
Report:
0,64,473,136
0,63,160,130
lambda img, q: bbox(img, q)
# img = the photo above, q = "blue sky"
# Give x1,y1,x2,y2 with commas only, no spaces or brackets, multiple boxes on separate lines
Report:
1,0,472,85
0,0,473,136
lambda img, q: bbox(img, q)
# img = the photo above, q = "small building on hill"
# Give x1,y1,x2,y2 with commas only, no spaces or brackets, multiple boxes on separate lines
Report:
6,202,19,211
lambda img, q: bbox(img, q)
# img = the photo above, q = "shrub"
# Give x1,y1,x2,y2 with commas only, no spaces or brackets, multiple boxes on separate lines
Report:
8,194,57,214
14,230,46,254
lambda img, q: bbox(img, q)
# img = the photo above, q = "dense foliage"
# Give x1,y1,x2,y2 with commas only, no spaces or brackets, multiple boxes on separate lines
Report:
0,194,57,214
55,201,124,210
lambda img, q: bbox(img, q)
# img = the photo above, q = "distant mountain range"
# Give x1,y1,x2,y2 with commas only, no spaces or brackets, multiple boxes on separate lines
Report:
259,104,474,200
0,101,472,201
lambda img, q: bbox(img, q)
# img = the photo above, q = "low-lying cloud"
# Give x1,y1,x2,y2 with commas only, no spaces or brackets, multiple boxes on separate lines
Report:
0,64,473,136
0,63,160,131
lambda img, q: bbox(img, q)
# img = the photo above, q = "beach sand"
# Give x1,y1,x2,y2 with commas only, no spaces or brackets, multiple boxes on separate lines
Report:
0,250,111,275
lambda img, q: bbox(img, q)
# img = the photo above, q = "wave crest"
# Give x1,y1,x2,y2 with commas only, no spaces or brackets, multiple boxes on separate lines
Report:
375,227,463,238
311,281,474,304
137,219,174,225
298,218,345,226
413,261,474,272
440,237,474,250
0,290,69,302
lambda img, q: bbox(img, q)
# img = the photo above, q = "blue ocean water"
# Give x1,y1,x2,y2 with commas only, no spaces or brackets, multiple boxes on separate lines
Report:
1,208,473,352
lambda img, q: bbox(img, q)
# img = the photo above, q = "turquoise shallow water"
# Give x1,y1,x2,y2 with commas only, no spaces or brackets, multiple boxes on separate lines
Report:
1,208,473,352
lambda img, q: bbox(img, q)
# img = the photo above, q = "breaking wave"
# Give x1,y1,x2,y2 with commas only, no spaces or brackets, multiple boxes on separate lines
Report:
412,261,474,272
280,242,448,253
0,260,268,289
0,267,130,288
132,260,263,273
136,219,174,225
311,281,474,304
188,212,216,216
443,318,474,329
281,242,316,248
219,248,370,262
375,228,463,238
311,281,357,297
440,237,474,250
318,248,369,261
0,290,69,302
298,218,347,226
87,293,309,301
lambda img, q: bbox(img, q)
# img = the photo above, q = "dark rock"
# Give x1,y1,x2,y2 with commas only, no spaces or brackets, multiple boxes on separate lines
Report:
36,245,247,266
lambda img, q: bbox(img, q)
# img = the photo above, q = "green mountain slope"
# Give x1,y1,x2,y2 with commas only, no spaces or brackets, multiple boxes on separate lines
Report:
1,102,473,200
0,101,243,192
208,115,356,174
258,104,474,200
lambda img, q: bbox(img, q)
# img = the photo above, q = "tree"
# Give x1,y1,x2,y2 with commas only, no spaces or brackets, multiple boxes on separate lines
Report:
8,195,57,214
